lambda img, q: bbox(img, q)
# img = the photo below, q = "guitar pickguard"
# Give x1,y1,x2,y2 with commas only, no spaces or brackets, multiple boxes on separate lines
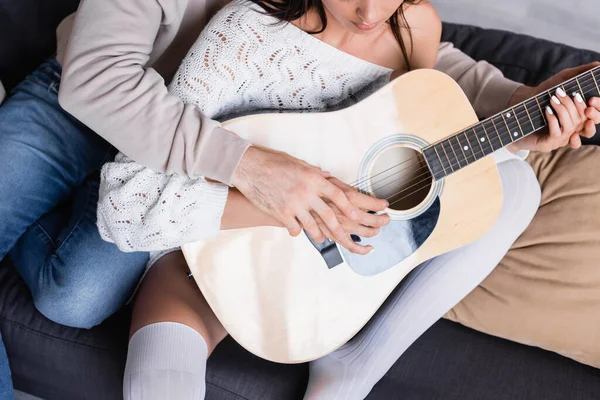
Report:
307,197,440,276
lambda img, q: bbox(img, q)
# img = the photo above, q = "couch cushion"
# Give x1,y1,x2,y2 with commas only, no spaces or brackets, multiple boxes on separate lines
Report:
446,146,600,368
0,259,128,400
442,24,600,369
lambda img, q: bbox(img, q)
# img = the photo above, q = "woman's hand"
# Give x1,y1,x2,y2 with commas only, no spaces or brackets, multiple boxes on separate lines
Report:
311,178,391,254
506,62,600,153
231,146,389,255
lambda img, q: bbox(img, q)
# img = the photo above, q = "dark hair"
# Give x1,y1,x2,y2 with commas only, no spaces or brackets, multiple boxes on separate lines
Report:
250,0,421,70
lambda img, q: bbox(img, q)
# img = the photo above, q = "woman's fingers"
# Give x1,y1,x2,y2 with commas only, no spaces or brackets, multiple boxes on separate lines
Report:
546,106,562,139
283,216,303,237
583,119,597,139
573,92,588,124
586,105,600,124
587,98,600,125
569,132,582,149
296,211,324,243
327,177,388,212
310,198,373,254
554,88,577,132
549,94,572,135
311,196,346,242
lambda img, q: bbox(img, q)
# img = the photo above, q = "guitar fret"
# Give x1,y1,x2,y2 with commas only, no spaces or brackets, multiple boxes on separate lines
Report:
534,96,547,124
483,120,503,146
467,128,485,158
489,117,509,146
499,114,514,143
453,135,470,166
564,80,579,100
523,101,536,131
446,138,463,170
461,131,477,161
474,125,495,154
433,144,450,176
580,72,599,100
525,101,541,132
424,147,445,180
512,106,526,138
499,113,515,144
575,77,586,102
441,140,456,173
592,70,600,95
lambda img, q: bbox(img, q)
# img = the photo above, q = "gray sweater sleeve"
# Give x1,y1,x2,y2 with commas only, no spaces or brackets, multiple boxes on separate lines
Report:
57,0,250,185
435,42,522,118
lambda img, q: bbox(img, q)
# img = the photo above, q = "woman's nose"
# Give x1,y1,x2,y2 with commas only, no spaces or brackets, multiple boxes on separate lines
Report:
357,0,379,24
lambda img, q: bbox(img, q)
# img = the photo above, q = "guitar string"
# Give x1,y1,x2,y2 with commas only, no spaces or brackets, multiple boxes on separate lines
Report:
364,107,599,206
350,76,600,198
347,72,600,192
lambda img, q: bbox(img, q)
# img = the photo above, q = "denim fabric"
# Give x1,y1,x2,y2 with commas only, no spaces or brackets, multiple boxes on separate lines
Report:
0,58,149,395
0,58,149,327
0,333,12,400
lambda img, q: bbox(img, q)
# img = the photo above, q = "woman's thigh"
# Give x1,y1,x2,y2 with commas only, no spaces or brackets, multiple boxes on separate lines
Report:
131,251,227,354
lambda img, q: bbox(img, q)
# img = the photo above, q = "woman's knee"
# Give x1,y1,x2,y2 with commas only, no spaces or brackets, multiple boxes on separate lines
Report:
131,252,227,353
124,322,207,400
497,159,541,228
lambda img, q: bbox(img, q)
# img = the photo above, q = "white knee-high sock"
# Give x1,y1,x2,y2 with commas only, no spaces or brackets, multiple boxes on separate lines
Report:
124,322,208,400
304,159,541,400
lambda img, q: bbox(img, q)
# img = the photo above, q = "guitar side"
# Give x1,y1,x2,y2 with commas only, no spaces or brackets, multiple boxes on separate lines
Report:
181,69,503,363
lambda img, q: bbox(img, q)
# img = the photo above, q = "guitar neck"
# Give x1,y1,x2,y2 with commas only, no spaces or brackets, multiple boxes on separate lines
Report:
424,66,600,181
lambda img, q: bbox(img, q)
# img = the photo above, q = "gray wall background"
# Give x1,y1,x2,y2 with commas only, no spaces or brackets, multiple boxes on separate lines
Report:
431,0,600,53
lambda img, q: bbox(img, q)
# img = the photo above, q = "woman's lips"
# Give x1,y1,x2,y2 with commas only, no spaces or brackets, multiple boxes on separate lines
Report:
353,21,379,31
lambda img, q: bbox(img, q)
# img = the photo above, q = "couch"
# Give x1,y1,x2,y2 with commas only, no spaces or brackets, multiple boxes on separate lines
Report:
1,0,600,398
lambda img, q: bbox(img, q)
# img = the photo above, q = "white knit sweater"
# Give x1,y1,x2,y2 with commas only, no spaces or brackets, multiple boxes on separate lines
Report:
97,0,393,252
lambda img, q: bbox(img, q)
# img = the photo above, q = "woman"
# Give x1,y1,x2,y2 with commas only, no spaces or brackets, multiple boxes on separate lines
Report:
94,0,600,399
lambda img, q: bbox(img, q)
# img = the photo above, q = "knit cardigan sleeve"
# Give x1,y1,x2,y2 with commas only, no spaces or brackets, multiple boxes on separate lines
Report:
97,153,228,252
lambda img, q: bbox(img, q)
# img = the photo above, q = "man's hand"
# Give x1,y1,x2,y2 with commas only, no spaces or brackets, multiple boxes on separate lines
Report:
231,146,389,255
507,62,600,153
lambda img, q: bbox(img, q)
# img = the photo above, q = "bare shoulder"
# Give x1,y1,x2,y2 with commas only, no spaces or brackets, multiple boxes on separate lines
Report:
403,0,441,30
402,1,442,69
369,1,441,72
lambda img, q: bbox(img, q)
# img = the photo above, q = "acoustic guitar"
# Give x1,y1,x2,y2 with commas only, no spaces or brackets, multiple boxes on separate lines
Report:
181,66,600,363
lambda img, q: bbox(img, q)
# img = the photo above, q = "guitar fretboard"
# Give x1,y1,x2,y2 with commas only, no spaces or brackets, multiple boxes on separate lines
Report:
424,66,600,181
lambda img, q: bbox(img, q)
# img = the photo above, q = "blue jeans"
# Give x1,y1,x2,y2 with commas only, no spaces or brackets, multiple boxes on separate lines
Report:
0,59,149,393
0,333,12,400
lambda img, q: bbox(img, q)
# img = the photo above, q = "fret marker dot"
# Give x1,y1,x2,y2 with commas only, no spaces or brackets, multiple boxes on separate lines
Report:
480,137,485,142
463,146,468,151
506,112,512,118
513,132,519,137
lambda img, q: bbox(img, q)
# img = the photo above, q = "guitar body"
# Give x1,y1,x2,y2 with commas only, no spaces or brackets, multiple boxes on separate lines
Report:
181,69,503,363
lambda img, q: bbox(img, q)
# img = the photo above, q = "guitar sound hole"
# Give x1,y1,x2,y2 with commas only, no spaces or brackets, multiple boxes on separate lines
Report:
370,146,432,211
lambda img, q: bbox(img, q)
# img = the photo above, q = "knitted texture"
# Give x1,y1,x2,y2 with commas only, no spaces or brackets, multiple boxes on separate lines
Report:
170,0,392,120
97,0,392,252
